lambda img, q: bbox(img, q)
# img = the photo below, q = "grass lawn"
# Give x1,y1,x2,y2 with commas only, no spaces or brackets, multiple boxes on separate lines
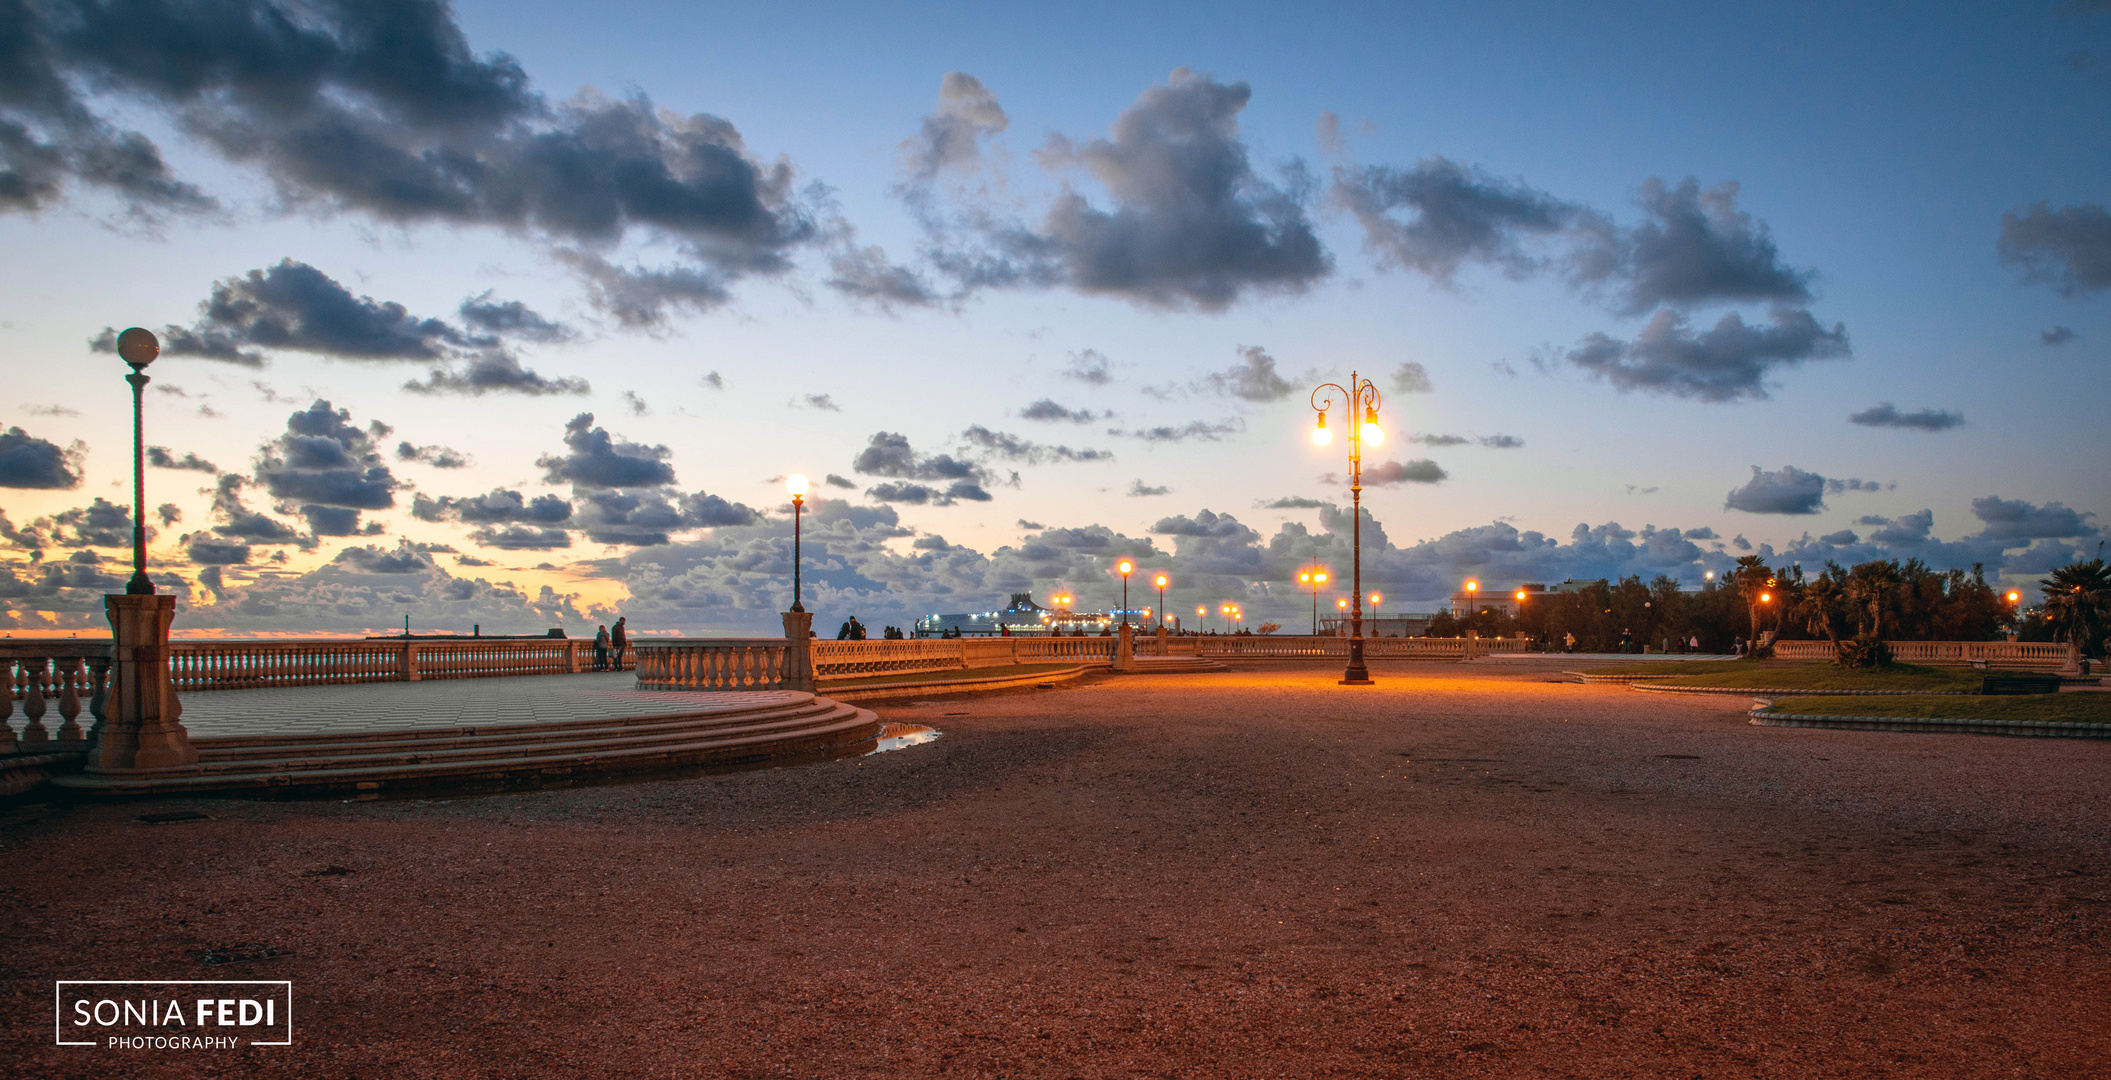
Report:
1578,660,1775,679
818,662,1080,689
1767,693,2111,724
1600,661,1989,692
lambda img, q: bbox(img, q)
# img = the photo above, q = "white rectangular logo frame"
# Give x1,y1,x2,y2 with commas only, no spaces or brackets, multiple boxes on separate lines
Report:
55,980,293,1047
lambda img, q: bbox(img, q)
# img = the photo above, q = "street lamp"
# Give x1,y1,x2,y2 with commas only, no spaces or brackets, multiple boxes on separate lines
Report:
1310,371,1383,684
1197,604,1207,633
1154,574,1169,629
1117,559,1134,628
116,328,159,595
1368,591,1382,634
786,474,808,612
1298,567,1328,635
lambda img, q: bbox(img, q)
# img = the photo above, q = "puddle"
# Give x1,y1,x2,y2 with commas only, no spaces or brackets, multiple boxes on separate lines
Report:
869,723,939,755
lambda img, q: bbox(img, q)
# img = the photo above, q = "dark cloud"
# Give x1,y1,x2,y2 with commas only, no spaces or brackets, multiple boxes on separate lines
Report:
0,427,84,488
959,426,1111,465
403,351,588,396
1061,349,1113,385
335,544,436,575
457,292,573,343
1127,480,1170,497
1112,418,1245,443
1363,458,1447,485
550,250,732,329
205,474,302,544
851,431,991,486
1723,465,1826,515
395,441,470,468
797,393,843,412
823,473,856,489
1261,496,1329,510
255,402,398,532
185,537,250,565
147,446,218,472
1573,178,1813,314
1848,402,1964,431
23,403,78,417
1390,362,1433,393
1566,307,1849,402
1969,496,2097,541
901,72,1009,183
156,503,181,526
1412,433,1469,447
1825,477,1891,494
1998,202,2111,297
620,391,650,416
1020,398,1103,424
826,245,939,309
46,498,136,547
413,488,572,527
1477,434,1525,448
2040,326,2076,346
866,480,990,506
1332,155,1580,283
1818,529,1859,545
701,371,724,390
121,259,461,362
1200,345,1296,402
468,525,572,550
537,413,675,489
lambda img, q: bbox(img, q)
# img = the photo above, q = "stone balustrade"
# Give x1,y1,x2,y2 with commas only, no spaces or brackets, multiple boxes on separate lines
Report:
633,639,794,690
0,641,112,755
1770,639,2070,668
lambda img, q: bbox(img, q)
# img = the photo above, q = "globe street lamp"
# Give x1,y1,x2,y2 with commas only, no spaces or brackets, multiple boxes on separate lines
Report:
1197,604,1207,633
1368,591,1382,634
1310,372,1383,684
786,474,808,612
1463,579,1479,633
1298,567,1328,634
1117,559,1134,628
1154,574,1169,629
116,328,159,595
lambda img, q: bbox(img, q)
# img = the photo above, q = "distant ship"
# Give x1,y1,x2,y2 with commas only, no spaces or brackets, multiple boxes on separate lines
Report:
913,593,1151,638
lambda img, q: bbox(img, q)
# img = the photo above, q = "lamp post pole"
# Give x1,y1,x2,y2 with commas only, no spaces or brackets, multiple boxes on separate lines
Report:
1300,568,1327,635
117,328,159,595
1118,560,1133,628
1310,373,1383,684
786,474,808,613
1155,575,1168,630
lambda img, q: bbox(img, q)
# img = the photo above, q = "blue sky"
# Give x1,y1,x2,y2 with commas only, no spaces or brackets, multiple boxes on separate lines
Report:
1,0,2105,635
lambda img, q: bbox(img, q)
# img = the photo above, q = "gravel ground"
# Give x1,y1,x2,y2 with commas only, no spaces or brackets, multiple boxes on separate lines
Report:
5,664,2109,1078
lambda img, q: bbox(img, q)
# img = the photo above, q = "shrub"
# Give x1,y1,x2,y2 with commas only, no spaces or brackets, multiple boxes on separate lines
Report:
1834,635,1894,669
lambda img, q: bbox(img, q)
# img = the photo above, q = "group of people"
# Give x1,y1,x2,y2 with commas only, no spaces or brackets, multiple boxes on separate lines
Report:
592,617,627,671
834,616,905,640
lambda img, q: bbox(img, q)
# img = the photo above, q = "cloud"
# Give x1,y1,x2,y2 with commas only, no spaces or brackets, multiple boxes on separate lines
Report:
826,243,940,310
253,401,399,536
1363,458,1447,486
1020,398,1103,423
1572,179,1813,314
1331,155,1581,284
0,427,84,489
1127,480,1170,497
823,474,856,489
401,351,589,396
701,371,724,389
110,259,463,363
1818,529,1859,545
1112,418,1246,443
1061,349,1114,385
797,393,843,412
1723,465,1826,514
414,488,573,527
851,431,991,485
457,293,574,344
901,72,1010,183
23,403,79,417
147,446,218,472
395,442,470,468
1199,345,1297,402
918,69,1329,311
2041,326,2077,346
1016,519,1045,530
551,250,733,329
1477,434,1525,448
866,480,990,506
959,426,1112,465
621,391,650,416
1261,496,1329,509
1412,433,1469,447
1825,477,1891,494
156,503,182,526
1848,402,1964,431
186,537,251,565
203,474,302,545
1969,496,2097,541
1998,202,2111,296
537,413,676,489
1390,362,1433,394
1566,307,1849,402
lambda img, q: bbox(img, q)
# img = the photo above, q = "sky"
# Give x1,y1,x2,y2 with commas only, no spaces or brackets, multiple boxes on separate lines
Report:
1,0,2107,637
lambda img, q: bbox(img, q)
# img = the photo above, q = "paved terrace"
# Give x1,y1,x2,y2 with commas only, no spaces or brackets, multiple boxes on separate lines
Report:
6,663,2108,1077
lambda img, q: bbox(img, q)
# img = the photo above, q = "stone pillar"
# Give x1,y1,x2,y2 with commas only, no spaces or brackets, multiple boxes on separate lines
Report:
1155,625,1168,658
780,611,816,693
88,594,197,772
1116,623,1136,671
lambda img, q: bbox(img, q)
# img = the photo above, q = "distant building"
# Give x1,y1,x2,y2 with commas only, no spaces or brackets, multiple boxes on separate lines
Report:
1320,613,1436,638
1448,582,1554,619
913,593,1149,637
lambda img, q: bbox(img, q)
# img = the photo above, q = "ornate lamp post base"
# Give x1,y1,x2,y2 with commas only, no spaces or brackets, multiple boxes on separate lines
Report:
88,594,197,772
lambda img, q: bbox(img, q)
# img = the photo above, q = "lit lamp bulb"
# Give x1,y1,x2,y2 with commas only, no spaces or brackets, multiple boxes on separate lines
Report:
1516,590,1526,602
2007,591,2019,603
1155,575,1168,589
1118,560,1134,576
786,473,808,498
1316,572,1326,584
1760,592,1772,603
1312,410,1332,446
1360,406,1384,447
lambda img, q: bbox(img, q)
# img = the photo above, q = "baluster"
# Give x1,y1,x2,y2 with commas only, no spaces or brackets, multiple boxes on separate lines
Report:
0,658,16,755
53,656,84,744
19,656,50,748
86,653,111,733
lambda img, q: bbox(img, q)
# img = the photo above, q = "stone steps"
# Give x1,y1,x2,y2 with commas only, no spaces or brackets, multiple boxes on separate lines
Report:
53,694,879,797
1126,657,1230,673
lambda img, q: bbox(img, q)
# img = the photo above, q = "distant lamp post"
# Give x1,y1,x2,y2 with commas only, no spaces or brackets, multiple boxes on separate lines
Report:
1299,567,1328,634
1464,579,1479,621
1197,604,1207,633
1368,591,1382,634
116,328,159,595
1117,560,1134,628
1310,371,1383,684
786,474,809,612
1704,570,1716,583
1154,574,1169,629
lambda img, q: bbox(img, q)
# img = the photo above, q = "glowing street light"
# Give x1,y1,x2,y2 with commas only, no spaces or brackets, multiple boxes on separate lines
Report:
786,473,809,613
1197,604,1207,632
1154,573,1169,629
1310,371,1385,684
1299,566,1329,635
1117,559,1134,629
1369,591,1383,630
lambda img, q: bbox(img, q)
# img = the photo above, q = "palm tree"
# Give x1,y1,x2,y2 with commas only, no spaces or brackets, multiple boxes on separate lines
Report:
1801,569,1849,645
2040,558,2111,663
1846,560,1903,639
